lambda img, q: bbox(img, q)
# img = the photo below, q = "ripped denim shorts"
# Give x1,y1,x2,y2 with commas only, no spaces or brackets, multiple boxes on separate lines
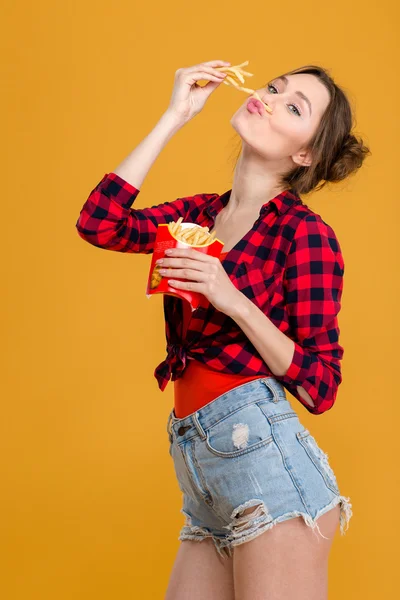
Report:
166,376,353,559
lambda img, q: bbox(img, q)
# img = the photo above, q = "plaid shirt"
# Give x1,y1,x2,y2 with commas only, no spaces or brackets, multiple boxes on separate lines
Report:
76,172,345,415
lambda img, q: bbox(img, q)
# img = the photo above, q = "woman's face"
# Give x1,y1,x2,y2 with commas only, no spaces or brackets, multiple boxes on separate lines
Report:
230,73,331,166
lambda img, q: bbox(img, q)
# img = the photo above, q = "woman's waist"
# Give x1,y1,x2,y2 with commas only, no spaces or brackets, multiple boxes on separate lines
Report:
173,358,269,418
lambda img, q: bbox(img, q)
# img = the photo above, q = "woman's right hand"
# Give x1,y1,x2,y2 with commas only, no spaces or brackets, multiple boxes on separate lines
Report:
166,60,231,124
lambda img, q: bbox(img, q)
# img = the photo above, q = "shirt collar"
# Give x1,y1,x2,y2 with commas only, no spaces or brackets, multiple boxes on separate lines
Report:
203,188,302,219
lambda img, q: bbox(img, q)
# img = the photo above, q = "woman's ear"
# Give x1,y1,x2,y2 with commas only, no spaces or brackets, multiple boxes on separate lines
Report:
291,148,313,168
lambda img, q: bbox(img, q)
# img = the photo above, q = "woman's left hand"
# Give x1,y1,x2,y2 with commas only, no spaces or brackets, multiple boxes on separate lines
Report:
155,247,243,317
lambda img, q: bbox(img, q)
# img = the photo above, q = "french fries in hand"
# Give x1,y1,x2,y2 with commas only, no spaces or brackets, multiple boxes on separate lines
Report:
146,218,224,310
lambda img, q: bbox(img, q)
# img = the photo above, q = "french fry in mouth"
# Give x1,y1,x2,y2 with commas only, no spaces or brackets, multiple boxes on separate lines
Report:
214,61,273,113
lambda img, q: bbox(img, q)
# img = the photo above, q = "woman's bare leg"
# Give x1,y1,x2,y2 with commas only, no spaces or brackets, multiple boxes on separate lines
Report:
232,504,340,600
165,539,234,600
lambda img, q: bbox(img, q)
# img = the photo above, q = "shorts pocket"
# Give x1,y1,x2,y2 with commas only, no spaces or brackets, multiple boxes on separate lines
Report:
296,429,340,495
205,402,274,458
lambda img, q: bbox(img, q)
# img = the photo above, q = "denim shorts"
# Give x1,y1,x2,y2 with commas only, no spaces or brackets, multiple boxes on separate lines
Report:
166,376,353,559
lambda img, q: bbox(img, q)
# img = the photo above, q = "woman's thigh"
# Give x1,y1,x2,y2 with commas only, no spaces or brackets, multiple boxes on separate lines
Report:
165,539,234,600
232,504,340,600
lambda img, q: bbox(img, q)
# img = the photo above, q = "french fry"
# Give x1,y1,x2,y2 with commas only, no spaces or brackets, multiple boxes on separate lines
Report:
170,216,183,235
226,75,240,87
215,60,273,113
229,67,245,84
167,220,216,247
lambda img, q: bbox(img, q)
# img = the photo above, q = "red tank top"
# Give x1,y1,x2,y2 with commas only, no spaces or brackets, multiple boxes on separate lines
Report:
173,251,269,418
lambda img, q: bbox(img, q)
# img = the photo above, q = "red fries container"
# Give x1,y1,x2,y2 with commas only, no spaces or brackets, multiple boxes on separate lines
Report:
146,222,224,311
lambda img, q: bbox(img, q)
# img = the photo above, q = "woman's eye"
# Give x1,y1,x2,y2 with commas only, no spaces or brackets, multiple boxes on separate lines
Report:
289,105,301,116
266,83,302,116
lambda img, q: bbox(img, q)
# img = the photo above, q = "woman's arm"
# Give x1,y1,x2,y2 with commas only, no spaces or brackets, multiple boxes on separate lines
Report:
112,110,185,190
230,299,315,408
75,111,216,254
230,215,345,415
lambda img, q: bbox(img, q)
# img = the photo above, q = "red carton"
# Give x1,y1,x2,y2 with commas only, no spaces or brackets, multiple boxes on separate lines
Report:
146,222,224,311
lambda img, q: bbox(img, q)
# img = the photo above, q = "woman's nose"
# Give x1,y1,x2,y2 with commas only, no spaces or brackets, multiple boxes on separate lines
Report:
260,91,273,107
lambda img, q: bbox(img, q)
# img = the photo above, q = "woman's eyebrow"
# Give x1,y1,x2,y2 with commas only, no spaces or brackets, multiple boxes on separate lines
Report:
273,76,313,116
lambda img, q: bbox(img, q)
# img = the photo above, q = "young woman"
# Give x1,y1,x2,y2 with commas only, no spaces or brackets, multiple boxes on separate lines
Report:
76,60,370,600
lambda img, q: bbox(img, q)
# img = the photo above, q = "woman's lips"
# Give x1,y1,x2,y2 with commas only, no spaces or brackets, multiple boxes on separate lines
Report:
246,98,269,116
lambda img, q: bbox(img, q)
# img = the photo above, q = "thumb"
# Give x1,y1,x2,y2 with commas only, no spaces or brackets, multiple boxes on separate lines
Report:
202,79,224,97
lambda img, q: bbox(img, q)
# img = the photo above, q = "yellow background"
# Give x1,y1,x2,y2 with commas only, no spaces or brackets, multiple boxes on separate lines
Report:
2,0,398,597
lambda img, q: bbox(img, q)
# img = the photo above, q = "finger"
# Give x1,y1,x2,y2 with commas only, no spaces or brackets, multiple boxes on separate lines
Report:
185,69,227,83
185,64,228,78
166,248,214,262
168,278,203,291
201,79,225,95
162,268,207,281
164,259,210,274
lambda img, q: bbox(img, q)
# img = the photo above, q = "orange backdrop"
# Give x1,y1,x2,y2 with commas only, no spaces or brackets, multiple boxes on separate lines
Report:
2,0,398,597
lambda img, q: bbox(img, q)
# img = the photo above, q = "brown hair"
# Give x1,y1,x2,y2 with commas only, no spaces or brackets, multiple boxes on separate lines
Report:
229,64,371,196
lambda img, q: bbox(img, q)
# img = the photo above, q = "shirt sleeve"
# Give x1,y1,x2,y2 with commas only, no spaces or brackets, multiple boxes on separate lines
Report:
279,215,345,415
75,172,215,253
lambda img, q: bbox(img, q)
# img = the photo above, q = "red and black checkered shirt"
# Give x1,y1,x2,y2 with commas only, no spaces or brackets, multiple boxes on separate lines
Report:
76,172,345,415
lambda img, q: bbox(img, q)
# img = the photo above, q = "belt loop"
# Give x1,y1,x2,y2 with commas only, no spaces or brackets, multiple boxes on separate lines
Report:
167,410,173,436
262,377,280,403
192,412,206,440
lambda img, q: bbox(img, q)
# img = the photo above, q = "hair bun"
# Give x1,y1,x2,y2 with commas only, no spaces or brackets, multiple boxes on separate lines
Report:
327,134,370,183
